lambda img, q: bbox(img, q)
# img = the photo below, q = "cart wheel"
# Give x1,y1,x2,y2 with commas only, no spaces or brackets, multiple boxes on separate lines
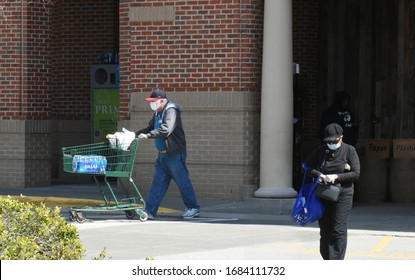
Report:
75,212,86,223
69,211,76,222
125,210,136,219
139,211,148,222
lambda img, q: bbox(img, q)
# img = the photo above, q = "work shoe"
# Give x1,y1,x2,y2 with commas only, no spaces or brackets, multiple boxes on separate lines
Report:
182,208,200,219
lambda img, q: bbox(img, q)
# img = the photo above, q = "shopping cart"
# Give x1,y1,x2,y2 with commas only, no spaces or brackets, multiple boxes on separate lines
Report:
62,138,148,223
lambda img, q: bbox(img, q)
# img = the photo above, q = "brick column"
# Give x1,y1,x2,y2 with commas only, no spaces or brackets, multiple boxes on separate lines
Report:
254,0,297,198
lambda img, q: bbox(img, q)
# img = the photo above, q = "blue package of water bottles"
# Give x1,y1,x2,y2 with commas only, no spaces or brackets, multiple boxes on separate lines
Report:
72,155,107,173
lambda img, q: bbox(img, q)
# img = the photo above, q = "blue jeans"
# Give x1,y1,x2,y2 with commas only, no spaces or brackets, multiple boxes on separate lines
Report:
145,151,199,217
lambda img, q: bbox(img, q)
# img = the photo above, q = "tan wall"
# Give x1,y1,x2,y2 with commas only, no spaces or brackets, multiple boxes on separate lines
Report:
0,120,51,188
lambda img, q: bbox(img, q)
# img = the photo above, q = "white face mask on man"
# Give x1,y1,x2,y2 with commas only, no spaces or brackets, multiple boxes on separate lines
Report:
150,101,159,111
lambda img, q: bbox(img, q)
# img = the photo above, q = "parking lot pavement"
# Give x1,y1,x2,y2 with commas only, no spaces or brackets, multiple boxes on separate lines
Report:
70,201,415,261
2,184,415,260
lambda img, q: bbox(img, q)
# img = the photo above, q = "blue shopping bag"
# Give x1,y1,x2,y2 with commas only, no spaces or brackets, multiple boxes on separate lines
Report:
291,164,324,226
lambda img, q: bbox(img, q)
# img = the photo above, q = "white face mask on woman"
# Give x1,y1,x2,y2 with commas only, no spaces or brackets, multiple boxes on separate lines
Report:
327,142,341,150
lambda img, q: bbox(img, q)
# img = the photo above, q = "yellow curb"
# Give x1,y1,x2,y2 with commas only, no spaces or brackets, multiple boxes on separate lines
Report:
1,195,178,213
2,195,107,207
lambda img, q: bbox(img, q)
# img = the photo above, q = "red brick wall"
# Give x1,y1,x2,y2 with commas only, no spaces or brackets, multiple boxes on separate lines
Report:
3,0,319,127
0,1,23,120
119,0,263,119
0,0,118,121
25,0,54,120
1,1,320,127
52,0,119,120
0,1,121,188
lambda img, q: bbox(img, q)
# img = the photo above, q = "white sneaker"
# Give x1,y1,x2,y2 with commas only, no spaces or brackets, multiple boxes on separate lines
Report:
182,208,200,219
145,210,155,220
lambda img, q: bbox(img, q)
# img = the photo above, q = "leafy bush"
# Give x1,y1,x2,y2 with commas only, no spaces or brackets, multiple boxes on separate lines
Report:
0,196,85,260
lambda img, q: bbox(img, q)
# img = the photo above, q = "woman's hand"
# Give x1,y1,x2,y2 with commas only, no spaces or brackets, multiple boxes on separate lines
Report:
323,174,338,184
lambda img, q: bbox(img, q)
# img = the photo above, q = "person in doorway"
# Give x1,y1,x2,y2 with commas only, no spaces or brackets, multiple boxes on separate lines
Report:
321,91,358,147
136,88,200,220
303,123,360,260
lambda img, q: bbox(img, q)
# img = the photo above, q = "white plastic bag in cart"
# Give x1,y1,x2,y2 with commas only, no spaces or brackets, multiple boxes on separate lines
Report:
106,128,136,150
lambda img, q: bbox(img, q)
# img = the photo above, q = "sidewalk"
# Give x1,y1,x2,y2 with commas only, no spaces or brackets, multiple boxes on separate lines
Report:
1,184,415,260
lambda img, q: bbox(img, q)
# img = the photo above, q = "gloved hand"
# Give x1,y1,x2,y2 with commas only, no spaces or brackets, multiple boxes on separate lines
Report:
323,174,338,184
137,133,148,139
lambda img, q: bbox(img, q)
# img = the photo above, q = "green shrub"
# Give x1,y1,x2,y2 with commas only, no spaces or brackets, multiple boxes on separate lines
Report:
0,196,85,260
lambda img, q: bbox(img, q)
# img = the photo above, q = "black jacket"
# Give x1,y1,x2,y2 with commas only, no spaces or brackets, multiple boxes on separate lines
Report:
320,92,358,147
136,101,186,155
304,143,360,188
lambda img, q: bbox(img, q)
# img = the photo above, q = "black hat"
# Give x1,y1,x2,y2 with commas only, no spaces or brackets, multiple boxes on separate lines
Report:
145,88,167,101
323,123,343,142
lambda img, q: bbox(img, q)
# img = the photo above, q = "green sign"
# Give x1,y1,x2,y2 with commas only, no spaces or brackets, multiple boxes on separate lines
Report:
92,88,119,142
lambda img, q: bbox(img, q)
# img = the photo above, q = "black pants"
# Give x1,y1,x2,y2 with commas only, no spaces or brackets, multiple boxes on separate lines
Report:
318,186,354,260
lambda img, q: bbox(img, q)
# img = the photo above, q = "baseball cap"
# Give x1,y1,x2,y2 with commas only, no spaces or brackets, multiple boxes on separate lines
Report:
323,123,343,142
145,88,167,102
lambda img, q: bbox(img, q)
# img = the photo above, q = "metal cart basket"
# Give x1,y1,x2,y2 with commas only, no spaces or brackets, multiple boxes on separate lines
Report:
62,138,148,223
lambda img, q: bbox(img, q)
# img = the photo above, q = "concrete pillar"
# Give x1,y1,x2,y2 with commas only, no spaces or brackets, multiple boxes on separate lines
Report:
254,0,297,198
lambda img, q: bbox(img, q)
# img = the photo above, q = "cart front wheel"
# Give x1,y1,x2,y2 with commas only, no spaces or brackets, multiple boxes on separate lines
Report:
125,210,136,219
75,211,86,223
139,211,148,222
69,211,76,222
